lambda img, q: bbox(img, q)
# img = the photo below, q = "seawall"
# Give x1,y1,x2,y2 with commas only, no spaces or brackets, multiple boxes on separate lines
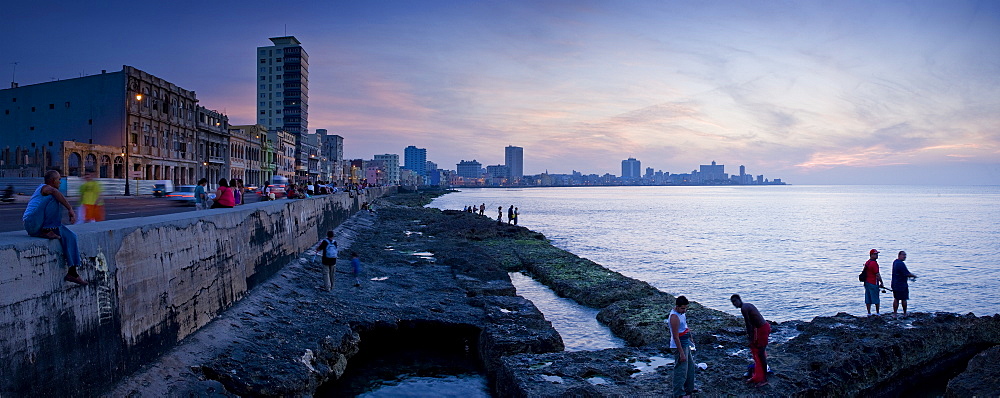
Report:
0,187,392,396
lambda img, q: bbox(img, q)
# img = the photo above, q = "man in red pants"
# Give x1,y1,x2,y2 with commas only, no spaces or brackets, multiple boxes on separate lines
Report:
732,294,770,387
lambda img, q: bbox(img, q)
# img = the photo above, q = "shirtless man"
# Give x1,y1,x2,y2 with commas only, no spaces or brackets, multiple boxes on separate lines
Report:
731,294,769,387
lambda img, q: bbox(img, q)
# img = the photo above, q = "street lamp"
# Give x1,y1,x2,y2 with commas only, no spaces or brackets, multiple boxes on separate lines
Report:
124,94,142,195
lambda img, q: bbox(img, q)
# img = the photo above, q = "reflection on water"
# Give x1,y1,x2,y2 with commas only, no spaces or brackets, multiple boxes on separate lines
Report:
509,272,626,351
431,186,1000,321
358,374,488,398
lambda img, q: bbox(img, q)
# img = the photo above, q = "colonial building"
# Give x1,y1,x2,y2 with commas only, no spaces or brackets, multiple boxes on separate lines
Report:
229,124,267,187
267,130,296,182
0,66,201,193
196,106,230,186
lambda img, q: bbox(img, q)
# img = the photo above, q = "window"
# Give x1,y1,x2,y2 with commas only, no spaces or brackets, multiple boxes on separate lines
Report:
276,66,282,71
275,110,282,114
65,102,70,108
276,92,282,97
259,94,266,98
275,83,282,88
260,111,266,115
30,126,35,130
260,76,266,81
88,119,92,125
4,110,7,115
260,102,266,107
260,84,266,89
49,104,54,109
260,50,266,55
31,107,36,112
276,58,282,62
260,59,266,64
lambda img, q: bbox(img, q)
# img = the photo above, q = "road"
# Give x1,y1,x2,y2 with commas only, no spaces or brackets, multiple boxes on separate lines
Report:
0,193,266,233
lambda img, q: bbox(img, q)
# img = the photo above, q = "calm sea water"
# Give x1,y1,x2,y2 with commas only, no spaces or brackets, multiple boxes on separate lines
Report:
429,185,1000,322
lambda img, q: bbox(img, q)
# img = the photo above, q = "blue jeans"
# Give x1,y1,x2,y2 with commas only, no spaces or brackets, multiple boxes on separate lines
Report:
23,196,80,268
673,336,695,397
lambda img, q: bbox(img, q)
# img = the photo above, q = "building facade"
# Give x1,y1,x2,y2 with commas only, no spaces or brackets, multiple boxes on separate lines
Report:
372,153,400,185
621,157,641,180
403,145,427,180
229,124,268,187
504,145,523,182
196,106,230,186
456,159,482,179
0,66,203,192
257,36,309,137
267,130,296,181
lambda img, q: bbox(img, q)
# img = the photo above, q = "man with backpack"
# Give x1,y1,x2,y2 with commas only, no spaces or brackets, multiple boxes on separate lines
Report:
315,231,338,291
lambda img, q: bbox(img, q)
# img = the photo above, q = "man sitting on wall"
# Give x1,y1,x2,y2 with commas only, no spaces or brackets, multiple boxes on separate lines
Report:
22,170,87,285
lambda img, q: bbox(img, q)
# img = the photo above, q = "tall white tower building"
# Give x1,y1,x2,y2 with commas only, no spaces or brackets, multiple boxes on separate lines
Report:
256,36,308,136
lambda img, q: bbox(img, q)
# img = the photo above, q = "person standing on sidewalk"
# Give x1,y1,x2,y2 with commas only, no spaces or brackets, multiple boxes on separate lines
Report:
667,295,696,398
22,170,87,285
731,294,770,387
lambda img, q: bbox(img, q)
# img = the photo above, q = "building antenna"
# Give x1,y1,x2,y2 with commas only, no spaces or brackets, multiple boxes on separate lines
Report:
284,24,287,36
10,61,17,88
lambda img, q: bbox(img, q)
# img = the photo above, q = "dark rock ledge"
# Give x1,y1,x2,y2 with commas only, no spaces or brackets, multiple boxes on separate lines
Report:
109,192,1000,397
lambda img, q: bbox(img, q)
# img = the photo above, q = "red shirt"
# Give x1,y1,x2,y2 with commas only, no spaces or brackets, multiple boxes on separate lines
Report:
216,186,236,207
864,259,879,285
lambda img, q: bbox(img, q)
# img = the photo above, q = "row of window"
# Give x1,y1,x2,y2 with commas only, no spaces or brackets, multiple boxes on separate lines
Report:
260,57,283,63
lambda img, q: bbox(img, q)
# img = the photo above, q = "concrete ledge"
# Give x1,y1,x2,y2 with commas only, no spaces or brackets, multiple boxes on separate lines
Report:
0,187,393,396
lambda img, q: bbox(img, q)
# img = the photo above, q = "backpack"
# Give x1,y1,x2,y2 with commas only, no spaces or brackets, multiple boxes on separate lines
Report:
858,264,867,283
323,239,338,258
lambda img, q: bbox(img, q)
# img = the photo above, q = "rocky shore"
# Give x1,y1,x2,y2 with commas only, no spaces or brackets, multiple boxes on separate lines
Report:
110,191,1000,397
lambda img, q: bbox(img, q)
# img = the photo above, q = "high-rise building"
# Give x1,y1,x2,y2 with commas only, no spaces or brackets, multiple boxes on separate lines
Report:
504,145,523,181
317,129,344,183
256,36,309,136
373,154,400,185
621,157,641,179
456,160,482,179
699,160,726,182
404,145,427,179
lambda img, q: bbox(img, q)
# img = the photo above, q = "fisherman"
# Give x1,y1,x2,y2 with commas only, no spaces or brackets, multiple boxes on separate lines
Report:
863,249,885,316
891,251,917,317
731,294,769,387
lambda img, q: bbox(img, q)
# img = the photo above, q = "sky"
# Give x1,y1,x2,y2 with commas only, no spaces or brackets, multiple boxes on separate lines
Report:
2,0,999,184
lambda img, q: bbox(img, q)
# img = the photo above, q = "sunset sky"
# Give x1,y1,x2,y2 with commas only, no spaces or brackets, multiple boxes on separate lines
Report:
4,0,998,184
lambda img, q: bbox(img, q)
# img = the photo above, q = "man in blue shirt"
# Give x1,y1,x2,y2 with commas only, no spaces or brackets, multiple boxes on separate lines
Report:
194,178,208,210
892,251,917,317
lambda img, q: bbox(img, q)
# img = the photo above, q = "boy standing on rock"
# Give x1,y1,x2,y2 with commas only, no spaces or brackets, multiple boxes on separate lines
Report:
667,295,696,398
731,294,769,387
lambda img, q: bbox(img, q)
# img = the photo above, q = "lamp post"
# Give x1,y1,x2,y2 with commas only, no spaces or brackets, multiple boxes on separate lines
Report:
124,93,142,196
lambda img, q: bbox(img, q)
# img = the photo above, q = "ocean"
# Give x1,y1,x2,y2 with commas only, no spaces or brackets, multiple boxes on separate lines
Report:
428,185,1000,322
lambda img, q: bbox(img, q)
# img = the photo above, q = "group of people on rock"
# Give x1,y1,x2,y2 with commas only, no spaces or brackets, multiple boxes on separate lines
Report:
461,203,521,226
668,248,920,397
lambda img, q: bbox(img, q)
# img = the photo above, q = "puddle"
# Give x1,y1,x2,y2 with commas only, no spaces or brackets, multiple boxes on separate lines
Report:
586,376,609,385
370,277,389,281
540,375,564,383
629,355,674,377
508,272,625,351
403,231,423,236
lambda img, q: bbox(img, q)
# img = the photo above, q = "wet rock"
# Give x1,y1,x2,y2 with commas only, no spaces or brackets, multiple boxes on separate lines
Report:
946,344,1000,397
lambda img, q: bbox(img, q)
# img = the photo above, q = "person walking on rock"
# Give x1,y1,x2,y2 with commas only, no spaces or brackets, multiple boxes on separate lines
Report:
479,203,485,216
507,205,514,225
731,294,769,387
314,231,338,291
892,251,917,317
667,295,696,398
497,206,503,224
513,207,519,225
22,170,87,285
863,249,885,316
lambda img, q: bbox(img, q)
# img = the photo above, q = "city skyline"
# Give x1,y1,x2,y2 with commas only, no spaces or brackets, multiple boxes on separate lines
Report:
3,1,998,185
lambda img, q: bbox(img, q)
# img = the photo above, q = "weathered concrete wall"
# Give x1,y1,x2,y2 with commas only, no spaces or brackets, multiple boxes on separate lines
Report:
0,187,392,396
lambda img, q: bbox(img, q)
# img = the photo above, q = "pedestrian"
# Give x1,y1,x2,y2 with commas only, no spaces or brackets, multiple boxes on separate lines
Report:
507,205,514,225
497,206,503,224
351,251,362,287
863,249,885,316
194,178,209,210
211,179,235,208
731,294,769,387
513,207,519,225
892,251,918,317
22,170,87,285
479,203,485,215
667,295,696,398
230,179,241,205
314,231,338,291
78,171,105,222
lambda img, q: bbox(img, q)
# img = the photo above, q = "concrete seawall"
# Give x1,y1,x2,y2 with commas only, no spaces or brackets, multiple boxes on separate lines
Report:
0,187,392,396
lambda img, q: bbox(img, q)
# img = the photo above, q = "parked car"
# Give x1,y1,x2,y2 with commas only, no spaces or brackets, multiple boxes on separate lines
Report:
167,185,215,205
